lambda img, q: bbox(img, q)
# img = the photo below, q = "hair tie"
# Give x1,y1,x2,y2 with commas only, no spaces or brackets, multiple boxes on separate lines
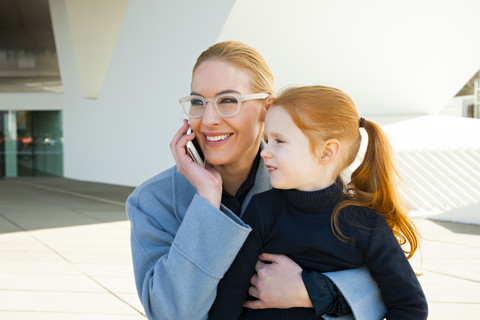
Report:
359,117,366,128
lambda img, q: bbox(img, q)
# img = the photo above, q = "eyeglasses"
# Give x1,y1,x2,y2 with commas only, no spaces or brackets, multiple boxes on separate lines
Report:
179,92,269,118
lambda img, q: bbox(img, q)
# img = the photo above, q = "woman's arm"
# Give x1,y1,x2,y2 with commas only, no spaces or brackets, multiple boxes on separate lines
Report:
323,266,386,320
244,255,387,319
127,180,251,320
127,122,252,320
243,253,312,308
208,223,264,319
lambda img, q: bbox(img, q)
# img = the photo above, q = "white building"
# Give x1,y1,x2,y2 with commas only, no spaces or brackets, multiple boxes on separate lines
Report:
1,0,480,223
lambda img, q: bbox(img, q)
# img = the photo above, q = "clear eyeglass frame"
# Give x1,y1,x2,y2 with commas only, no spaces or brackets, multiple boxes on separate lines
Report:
179,92,269,118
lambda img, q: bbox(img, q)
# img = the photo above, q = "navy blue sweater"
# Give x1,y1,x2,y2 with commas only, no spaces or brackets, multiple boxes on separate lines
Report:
209,182,428,320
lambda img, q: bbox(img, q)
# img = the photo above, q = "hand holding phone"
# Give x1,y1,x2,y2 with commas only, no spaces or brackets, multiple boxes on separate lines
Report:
186,127,205,168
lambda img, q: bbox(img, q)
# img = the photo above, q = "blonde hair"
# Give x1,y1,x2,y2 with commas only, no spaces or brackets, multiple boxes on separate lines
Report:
270,85,420,259
193,41,274,95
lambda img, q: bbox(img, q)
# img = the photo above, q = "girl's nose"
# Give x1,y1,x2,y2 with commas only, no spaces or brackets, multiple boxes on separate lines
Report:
260,146,272,159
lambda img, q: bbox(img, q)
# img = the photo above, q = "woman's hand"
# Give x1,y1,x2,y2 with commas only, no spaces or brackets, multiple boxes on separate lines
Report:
243,253,313,309
170,120,223,208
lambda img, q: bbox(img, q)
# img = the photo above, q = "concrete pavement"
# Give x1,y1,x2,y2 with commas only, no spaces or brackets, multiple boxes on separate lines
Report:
1,177,479,319
0,177,143,319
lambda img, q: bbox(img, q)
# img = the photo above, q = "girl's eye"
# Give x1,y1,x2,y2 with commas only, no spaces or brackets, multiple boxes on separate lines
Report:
264,136,284,144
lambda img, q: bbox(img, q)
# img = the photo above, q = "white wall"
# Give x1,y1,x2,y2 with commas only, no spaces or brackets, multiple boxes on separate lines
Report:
65,0,128,99
218,0,480,116
49,0,237,186
48,0,480,186
380,116,480,225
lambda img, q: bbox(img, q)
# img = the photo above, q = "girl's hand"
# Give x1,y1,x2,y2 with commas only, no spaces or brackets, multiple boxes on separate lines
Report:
243,253,313,309
170,120,222,208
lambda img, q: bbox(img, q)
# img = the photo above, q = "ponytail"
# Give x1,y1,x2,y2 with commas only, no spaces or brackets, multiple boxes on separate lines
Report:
332,119,420,259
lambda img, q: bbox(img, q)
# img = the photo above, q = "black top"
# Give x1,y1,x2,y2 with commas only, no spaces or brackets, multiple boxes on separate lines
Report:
210,182,428,320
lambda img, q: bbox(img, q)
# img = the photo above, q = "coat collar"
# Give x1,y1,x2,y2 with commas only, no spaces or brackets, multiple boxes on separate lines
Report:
240,140,271,215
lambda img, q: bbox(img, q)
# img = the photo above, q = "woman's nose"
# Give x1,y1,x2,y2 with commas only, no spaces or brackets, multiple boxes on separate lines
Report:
202,101,222,126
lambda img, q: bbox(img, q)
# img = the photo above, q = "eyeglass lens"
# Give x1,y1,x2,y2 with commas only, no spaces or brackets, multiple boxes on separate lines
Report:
185,95,240,117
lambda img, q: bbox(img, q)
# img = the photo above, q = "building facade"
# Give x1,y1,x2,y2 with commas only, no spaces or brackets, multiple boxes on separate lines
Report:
1,0,480,192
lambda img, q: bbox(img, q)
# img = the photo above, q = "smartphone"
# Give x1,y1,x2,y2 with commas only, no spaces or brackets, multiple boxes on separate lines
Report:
186,127,205,167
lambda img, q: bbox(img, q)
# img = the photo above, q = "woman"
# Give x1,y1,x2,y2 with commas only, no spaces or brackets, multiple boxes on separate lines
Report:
126,41,385,320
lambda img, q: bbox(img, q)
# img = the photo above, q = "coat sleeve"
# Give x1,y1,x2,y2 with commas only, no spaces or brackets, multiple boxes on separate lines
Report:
209,196,268,320
323,266,386,320
126,172,251,320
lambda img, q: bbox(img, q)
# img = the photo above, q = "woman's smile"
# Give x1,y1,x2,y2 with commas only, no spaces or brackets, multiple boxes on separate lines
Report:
204,132,233,143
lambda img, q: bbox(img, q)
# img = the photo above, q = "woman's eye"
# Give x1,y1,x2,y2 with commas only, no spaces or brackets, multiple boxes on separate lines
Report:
191,99,204,106
219,97,238,104
275,138,284,144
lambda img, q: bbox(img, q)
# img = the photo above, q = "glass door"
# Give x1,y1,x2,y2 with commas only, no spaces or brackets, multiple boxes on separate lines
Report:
0,110,63,177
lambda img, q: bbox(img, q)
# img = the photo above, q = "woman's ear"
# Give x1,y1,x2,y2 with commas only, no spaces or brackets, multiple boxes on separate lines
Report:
260,95,275,122
266,94,276,107
259,103,267,121
318,139,340,163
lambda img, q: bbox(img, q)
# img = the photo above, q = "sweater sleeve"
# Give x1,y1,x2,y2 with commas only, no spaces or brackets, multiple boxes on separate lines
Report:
208,195,268,320
365,215,428,320
126,172,252,320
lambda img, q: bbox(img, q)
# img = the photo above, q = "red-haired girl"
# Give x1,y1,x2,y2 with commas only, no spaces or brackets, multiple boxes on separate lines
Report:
210,85,428,320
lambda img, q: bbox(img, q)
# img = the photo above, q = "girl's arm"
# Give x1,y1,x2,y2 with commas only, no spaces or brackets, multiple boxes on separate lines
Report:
364,215,428,320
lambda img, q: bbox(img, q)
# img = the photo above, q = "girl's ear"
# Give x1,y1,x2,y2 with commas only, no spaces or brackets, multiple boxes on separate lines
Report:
318,139,340,162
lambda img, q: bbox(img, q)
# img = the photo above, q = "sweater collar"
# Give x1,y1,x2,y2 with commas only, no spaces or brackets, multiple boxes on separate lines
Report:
281,179,344,214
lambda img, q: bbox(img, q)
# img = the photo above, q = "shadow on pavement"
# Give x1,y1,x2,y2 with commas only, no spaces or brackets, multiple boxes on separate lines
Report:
0,177,135,234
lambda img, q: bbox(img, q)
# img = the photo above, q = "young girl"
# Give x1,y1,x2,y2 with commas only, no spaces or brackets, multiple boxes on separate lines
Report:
209,85,428,320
